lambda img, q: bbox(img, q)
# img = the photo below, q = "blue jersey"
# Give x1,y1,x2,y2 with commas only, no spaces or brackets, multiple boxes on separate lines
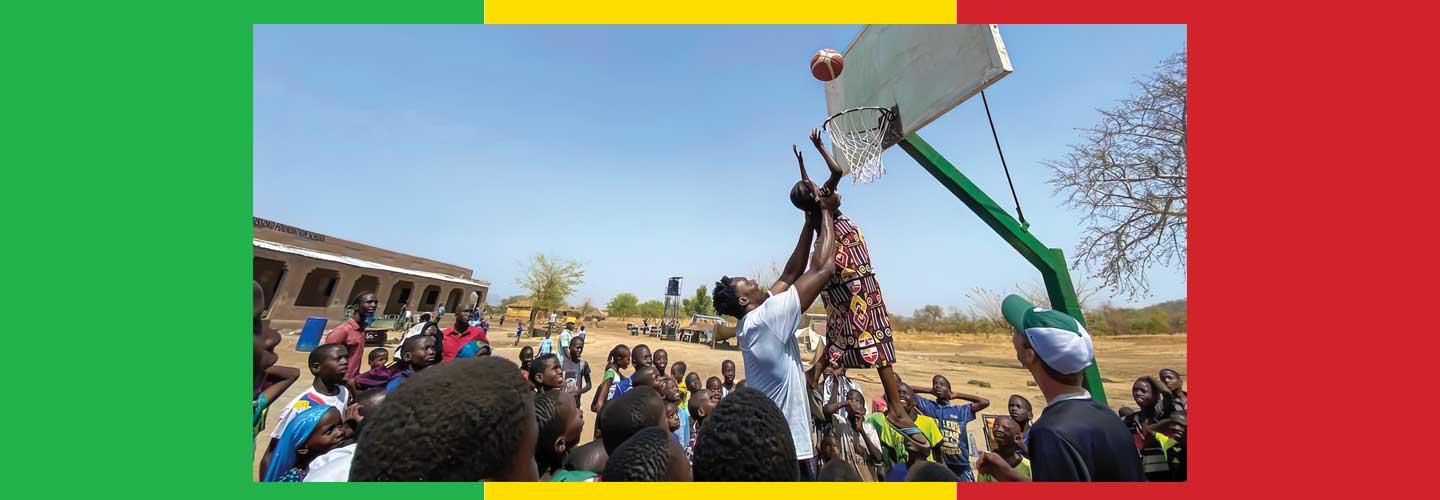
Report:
913,397,976,469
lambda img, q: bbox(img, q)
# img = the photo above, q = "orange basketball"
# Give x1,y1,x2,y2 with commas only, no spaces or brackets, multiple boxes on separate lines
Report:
811,48,844,81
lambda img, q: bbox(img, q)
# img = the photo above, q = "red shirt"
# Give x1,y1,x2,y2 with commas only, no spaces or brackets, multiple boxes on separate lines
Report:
323,317,365,381
441,325,488,361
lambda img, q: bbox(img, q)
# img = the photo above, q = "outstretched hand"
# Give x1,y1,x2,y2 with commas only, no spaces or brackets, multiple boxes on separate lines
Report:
793,144,804,166
809,128,823,148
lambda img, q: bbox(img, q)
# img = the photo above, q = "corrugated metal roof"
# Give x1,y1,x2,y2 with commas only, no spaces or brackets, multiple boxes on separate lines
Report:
254,238,489,288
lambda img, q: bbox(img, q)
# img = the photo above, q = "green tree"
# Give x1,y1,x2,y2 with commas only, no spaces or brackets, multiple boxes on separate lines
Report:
682,285,714,316
638,300,664,320
516,254,586,328
606,293,639,318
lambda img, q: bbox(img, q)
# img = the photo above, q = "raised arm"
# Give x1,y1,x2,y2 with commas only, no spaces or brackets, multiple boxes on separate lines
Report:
809,129,845,194
790,207,837,310
770,149,818,295
951,391,990,412
578,362,593,395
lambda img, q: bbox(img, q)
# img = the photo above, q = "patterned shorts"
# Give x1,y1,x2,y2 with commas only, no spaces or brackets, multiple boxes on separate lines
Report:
822,215,897,369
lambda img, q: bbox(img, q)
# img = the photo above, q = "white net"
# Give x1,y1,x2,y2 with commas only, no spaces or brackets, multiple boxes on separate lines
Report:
822,107,895,184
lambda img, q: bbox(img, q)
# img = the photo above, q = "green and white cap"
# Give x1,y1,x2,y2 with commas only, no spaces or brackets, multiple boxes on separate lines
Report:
1002,295,1094,375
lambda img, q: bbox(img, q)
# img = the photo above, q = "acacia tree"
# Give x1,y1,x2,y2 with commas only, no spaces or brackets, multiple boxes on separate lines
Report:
682,285,714,316
1046,49,1187,299
606,293,639,318
516,254,585,330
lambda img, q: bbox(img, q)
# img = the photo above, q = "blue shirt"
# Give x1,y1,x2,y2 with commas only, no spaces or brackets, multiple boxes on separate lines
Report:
539,338,554,355
673,405,691,448
610,378,633,399
913,396,976,469
385,370,414,392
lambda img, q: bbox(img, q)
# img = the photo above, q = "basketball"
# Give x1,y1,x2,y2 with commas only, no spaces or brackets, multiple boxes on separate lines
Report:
811,48,844,81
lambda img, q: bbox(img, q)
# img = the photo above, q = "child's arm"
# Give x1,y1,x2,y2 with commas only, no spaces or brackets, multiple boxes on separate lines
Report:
258,365,301,406
821,375,845,418
809,128,845,194
950,391,990,412
579,362,593,395
590,369,613,414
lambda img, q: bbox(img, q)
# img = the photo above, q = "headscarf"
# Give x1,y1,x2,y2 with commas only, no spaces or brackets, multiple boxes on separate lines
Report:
262,405,334,482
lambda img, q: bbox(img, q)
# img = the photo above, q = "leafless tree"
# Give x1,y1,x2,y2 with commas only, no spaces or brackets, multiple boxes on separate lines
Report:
1046,48,1187,299
965,287,1008,325
1016,277,1103,311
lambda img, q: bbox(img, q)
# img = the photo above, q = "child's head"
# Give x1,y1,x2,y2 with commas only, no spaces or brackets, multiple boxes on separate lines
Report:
685,372,701,393
652,348,668,374
1132,375,1172,416
567,336,585,360
630,365,661,390
721,360,736,383
692,387,799,482
599,386,667,453
1158,368,1184,393
602,426,692,482
845,389,865,420
399,334,437,372
706,376,722,393
534,390,584,472
420,323,444,364
261,405,345,482
607,344,631,369
669,360,686,382
907,461,958,482
309,344,349,385
529,354,564,391
818,460,862,481
931,374,952,404
351,388,389,436
665,402,681,431
519,346,535,367
1008,395,1032,424
688,389,717,421
789,179,821,211
659,377,682,403
819,432,840,462
991,416,1023,452
898,382,917,413
367,348,389,370
631,344,652,369
350,357,539,482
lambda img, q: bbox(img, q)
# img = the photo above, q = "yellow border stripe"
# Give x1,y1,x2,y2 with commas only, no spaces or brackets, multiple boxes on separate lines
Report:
485,0,956,24
489,482,955,499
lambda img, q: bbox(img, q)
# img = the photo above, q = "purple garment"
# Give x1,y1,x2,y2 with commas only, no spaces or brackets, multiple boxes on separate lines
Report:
355,365,404,390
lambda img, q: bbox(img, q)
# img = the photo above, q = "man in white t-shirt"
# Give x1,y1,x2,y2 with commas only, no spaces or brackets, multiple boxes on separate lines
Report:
711,182,838,481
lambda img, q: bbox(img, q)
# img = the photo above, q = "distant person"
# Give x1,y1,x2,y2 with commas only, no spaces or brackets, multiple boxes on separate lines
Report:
441,304,487,362
513,321,524,346
385,333,437,392
973,295,1144,482
1126,375,1185,481
349,357,540,481
260,344,352,480
911,373,990,480
325,291,378,385
558,323,575,363
518,346,535,381
561,336,593,409
977,417,1031,482
400,303,411,325
710,180,839,479
1158,368,1187,410
577,325,586,340
355,347,402,390
538,330,555,356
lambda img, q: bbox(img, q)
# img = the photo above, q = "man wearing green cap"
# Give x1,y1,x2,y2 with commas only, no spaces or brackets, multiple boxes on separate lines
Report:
974,295,1144,482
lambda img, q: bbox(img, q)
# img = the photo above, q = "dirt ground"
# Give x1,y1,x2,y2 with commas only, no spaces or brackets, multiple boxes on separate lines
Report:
253,321,1186,478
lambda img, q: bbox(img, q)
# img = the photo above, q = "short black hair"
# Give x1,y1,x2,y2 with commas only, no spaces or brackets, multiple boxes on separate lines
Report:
688,389,711,417
534,390,570,469
671,361,687,376
907,461,960,482
563,440,609,475
692,387,799,482
350,357,535,481
354,388,389,418
309,343,347,367
529,353,559,376
350,290,376,305
707,376,722,386
630,366,660,388
368,347,388,360
818,460,862,481
712,277,743,317
599,386,665,453
602,427,679,482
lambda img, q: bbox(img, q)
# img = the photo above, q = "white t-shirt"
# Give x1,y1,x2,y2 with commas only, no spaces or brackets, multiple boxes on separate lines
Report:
302,443,355,482
820,375,863,420
736,288,813,460
269,386,350,440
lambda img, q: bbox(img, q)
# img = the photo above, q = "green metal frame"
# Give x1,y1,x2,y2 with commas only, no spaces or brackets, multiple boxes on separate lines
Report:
898,133,1107,404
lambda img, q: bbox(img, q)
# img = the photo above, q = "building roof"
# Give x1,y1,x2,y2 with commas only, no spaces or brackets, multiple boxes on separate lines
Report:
255,238,490,288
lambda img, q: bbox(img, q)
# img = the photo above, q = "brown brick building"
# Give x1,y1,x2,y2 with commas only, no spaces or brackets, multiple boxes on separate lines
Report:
253,217,490,331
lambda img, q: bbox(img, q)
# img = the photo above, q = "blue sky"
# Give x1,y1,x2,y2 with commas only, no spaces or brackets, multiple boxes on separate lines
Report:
254,24,1187,314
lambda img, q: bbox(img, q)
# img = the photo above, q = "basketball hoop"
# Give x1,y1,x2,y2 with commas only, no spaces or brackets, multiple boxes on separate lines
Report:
822,106,896,184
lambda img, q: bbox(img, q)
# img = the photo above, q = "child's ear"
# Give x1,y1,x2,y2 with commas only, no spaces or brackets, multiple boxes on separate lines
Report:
553,436,567,455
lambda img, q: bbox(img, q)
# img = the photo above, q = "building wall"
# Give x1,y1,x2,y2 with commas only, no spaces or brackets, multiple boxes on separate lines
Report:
253,217,489,331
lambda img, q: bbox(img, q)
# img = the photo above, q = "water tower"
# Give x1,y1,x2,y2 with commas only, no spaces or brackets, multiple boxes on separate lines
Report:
663,276,682,337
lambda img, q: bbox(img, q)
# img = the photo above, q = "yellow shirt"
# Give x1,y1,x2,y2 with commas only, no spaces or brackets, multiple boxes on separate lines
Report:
866,412,945,466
